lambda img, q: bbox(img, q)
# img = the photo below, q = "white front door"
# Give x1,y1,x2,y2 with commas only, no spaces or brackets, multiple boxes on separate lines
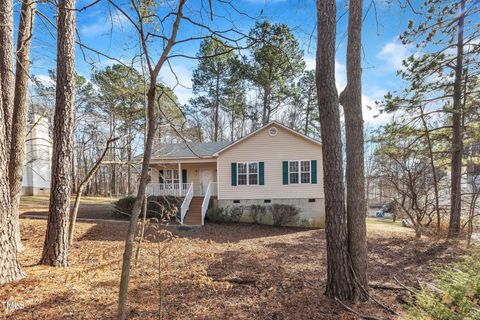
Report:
199,169,214,195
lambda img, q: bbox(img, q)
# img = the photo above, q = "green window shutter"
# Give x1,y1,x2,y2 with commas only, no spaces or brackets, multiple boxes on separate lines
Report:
159,170,164,184
231,162,237,186
311,160,317,184
282,161,289,185
259,162,265,185
182,169,187,184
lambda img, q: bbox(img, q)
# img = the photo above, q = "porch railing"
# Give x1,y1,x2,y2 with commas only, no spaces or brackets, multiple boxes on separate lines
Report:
146,183,191,197
180,183,194,223
201,182,217,225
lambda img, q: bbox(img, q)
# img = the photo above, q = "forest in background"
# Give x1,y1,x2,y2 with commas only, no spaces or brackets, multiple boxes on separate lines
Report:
0,0,478,318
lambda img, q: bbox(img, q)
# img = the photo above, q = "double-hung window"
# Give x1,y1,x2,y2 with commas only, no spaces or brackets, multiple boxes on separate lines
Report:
238,162,259,186
300,161,311,183
289,160,311,184
162,169,179,185
289,161,299,184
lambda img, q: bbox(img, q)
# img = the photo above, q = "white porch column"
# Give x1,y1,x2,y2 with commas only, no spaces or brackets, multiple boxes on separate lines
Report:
178,162,182,196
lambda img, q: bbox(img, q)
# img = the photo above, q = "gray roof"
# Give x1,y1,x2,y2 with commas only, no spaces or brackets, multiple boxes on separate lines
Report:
150,141,231,159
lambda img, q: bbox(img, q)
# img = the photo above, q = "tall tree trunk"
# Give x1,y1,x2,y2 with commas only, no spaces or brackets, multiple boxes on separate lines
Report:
241,109,246,136
40,0,76,267
127,127,132,195
339,0,368,301
448,0,465,238
304,92,311,135
118,82,157,320
117,2,185,317
9,0,36,252
110,108,116,196
71,138,77,193
214,74,220,142
316,0,355,300
0,0,14,147
0,114,24,284
0,0,25,285
262,89,269,125
419,105,441,232
230,110,235,141
69,136,120,245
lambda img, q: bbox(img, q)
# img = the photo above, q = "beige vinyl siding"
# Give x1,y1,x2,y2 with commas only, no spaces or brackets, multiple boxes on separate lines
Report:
217,124,323,200
150,162,216,196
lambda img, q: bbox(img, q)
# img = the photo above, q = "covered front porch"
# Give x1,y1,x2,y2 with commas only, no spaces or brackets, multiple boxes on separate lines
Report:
147,160,218,197
146,160,218,225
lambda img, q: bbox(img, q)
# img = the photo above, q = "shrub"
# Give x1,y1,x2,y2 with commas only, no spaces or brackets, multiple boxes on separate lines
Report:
113,195,182,221
113,196,136,218
206,206,244,223
298,217,325,228
249,204,268,224
229,206,244,223
147,196,182,221
206,207,228,223
270,204,299,226
406,250,480,320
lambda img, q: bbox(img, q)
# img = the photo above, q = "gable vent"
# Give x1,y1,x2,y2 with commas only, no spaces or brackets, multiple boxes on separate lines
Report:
268,127,278,136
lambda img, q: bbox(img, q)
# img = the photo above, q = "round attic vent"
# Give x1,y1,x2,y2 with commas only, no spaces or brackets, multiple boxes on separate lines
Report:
268,127,278,136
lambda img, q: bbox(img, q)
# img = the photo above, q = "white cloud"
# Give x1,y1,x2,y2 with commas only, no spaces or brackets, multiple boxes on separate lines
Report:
79,11,130,37
377,38,412,72
159,64,193,104
362,94,391,126
159,57,392,127
305,55,315,70
305,56,346,91
34,74,54,86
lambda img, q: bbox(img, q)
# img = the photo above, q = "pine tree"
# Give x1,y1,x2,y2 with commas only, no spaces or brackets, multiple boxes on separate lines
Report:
246,20,305,125
190,39,239,142
298,70,319,138
40,0,77,267
0,0,25,284
9,0,36,252
316,0,356,300
339,0,368,300
388,0,479,237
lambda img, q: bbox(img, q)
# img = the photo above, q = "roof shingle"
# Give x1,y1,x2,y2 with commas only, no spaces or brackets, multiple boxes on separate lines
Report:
149,141,231,159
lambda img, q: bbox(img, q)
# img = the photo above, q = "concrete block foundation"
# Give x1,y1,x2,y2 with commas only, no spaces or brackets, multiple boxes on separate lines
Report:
217,198,325,228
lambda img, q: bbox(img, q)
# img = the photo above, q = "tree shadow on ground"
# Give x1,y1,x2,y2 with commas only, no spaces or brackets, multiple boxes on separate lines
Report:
3,292,115,319
366,236,465,285
172,222,314,244
124,229,408,320
20,203,119,220
76,221,129,242
77,221,313,244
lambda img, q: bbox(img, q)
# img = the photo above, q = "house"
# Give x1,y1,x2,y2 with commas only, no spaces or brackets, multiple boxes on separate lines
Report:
146,121,325,226
22,114,52,196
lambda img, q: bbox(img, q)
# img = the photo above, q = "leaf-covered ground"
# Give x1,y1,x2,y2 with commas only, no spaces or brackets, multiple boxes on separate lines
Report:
0,217,467,319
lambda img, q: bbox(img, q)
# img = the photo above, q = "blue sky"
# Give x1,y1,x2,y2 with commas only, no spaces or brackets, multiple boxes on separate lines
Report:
25,0,420,126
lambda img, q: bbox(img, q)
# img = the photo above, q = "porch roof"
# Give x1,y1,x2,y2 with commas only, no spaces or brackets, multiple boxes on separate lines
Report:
146,141,231,160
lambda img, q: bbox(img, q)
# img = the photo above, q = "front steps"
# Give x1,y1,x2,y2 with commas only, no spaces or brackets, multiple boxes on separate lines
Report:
183,196,203,225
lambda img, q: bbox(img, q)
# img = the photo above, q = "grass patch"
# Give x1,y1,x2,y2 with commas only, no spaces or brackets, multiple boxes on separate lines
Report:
406,249,480,320
367,217,403,227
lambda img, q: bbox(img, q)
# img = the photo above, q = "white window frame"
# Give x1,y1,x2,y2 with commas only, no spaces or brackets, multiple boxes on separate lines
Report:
289,161,300,184
237,162,259,186
288,160,311,185
161,169,179,185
